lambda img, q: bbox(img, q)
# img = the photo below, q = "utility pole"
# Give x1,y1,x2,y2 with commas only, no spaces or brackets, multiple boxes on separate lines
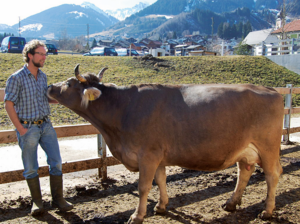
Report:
87,24,90,50
19,17,21,37
211,17,214,49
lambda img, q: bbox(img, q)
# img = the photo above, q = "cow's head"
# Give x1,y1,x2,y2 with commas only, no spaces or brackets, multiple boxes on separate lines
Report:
47,64,107,109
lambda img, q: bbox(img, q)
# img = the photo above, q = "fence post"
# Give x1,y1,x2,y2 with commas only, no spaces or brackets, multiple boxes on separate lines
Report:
97,134,107,180
291,38,295,54
283,84,293,143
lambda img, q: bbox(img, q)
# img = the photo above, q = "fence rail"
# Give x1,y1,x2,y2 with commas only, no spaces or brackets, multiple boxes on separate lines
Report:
260,38,300,56
0,85,299,184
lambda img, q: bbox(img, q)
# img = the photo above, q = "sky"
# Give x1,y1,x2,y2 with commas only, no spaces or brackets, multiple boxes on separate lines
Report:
0,0,157,26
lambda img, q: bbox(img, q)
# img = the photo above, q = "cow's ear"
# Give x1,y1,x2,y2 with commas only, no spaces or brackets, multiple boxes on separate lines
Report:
81,87,101,108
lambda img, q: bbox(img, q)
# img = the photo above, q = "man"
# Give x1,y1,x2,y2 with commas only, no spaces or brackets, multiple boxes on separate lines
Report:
4,40,73,215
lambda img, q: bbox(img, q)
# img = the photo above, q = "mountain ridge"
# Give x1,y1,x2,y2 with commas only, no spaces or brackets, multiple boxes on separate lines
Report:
0,0,299,40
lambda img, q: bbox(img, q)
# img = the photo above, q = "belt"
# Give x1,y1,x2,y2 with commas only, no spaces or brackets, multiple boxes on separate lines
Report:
20,117,48,125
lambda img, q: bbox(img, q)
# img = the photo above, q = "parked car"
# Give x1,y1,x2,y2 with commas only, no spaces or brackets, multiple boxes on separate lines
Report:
83,47,118,56
116,48,139,56
45,44,58,55
1,36,26,53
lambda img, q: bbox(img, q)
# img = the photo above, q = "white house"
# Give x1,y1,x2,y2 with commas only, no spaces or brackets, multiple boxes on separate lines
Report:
244,29,278,56
149,48,166,57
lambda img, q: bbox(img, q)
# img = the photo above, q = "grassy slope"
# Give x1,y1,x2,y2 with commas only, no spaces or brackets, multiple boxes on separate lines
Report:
1,54,300,129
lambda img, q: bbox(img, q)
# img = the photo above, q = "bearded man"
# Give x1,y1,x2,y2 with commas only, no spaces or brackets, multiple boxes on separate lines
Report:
4,40,73,215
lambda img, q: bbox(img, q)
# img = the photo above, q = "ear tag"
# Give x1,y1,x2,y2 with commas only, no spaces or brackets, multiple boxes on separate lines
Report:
89,94,95,101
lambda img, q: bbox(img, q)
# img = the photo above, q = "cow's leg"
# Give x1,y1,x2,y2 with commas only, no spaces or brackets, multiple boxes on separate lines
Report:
154,166,168,214
224,161,255,211
260,159,282,219
127,153,161,224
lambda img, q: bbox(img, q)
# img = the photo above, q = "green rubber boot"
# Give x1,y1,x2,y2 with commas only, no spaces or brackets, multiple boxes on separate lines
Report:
50,175,73,212
26,176,44,216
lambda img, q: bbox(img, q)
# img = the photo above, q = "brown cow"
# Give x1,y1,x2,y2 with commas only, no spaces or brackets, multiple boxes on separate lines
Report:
47,64,284,224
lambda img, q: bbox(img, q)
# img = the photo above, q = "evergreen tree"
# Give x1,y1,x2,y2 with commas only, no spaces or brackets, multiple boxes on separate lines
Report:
237,22,243,37
217,23,224,39
244,21,252,37
234,40,252,55
173,31,177,39
230,24,238,39
91,38,97,48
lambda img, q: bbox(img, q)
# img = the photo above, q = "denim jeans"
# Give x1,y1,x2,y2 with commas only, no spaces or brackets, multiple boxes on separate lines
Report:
16,120,62,179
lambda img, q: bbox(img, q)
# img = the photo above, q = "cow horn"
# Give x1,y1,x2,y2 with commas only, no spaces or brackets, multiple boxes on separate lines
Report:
98,67,108,82
74,64,87,83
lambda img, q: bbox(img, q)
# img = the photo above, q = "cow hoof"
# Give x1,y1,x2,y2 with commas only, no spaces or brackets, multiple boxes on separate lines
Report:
259,211,272,220
222,203,236,212
154,206,167,215
127,216,144,224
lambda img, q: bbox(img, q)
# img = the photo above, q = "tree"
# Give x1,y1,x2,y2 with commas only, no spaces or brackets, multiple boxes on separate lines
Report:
234,40,252,55
172,31,177,39
236,22,243,37
91,38,97,48
217,23,224,39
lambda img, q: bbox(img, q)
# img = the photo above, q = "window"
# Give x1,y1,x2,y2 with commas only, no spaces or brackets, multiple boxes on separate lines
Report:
91,48,104,53
10,38,20,45
20,40,25,46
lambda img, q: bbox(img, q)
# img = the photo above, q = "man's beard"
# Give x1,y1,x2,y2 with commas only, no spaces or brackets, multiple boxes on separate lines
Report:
32,59,43,68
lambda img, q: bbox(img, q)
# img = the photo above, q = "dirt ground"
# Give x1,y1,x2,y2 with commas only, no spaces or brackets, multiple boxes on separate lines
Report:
0,143,299,224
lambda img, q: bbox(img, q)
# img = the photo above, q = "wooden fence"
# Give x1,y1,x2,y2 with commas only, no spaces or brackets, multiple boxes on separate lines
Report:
259,38,300,56
0,85,299,184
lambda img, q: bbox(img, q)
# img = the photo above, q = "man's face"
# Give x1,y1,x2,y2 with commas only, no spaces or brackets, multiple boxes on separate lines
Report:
30,46,47,68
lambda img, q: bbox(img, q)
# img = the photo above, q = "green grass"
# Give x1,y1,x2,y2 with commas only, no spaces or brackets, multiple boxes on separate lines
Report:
1,53,300,130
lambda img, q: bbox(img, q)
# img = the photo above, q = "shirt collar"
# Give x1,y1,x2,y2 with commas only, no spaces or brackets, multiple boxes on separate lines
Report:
24,64,42,77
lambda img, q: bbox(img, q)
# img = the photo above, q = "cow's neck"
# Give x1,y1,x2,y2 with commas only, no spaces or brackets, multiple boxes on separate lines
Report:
78,87,132,155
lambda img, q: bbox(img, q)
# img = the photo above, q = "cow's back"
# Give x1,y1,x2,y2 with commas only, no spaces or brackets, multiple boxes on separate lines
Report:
131,84,283,170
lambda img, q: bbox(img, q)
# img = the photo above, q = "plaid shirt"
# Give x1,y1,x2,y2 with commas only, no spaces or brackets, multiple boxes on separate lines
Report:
4,65,51,121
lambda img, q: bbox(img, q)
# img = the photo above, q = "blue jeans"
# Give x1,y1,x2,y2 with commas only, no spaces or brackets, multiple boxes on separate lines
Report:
16,120,62,179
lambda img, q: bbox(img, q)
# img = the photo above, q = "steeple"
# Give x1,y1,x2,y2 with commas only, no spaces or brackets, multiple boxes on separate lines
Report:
276,8,285,29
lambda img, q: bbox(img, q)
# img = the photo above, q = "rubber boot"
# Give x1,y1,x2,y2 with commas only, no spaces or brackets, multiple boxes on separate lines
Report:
26,176,44,215
50,175,73,212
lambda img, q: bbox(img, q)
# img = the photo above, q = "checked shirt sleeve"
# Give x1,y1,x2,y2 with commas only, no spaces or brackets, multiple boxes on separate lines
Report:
4,74,20,105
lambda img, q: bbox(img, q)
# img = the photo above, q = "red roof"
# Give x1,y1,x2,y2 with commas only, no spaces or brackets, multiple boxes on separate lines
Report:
272,19,300,33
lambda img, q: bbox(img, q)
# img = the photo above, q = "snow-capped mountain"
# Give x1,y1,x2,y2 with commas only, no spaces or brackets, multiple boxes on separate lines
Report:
0,24,15,33
7,4,119,39
105,2,150,21
81,2,117,22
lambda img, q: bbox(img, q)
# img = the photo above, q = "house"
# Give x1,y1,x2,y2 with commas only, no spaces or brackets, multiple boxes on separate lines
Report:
125,37,137,44
161,40,178,56
130,43,147,51
99,40,114,46
112,39,131,48
174,44,188,56
243,29,278,56
213,42,234,56
149,48,166,57
272,19,300,39
139,38,162,49
186,45,205,52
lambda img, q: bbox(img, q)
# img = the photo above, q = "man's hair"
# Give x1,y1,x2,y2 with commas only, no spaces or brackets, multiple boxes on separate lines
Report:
22,40,47,63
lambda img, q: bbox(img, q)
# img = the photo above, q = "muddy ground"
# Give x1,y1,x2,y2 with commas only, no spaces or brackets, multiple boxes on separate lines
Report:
0,143,299,224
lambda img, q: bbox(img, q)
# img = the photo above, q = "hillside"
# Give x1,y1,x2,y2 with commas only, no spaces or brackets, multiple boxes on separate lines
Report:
136,0,254,16
0,54,299,129
108,5,273,38
11,4,118,39
105,0,299,39
153,8,270,38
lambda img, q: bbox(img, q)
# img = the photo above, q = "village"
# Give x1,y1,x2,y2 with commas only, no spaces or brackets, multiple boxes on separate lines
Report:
81,12,300,59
